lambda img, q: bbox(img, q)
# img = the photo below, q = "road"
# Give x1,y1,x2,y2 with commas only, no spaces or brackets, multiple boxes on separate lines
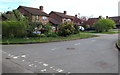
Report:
2,33,118,73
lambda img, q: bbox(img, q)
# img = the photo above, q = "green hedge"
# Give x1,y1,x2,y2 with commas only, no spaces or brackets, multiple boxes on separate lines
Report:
2,21,27,38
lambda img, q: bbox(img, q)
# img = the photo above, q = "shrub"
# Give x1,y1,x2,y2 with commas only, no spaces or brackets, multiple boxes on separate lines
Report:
93,18,115,32
74,25,80,34
58,22,76,36
2,21,27,38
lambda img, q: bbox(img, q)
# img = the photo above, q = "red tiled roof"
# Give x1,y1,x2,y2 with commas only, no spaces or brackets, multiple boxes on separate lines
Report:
49,17,61,25
50,11,74,19
18,6,49,16
2,14,10,19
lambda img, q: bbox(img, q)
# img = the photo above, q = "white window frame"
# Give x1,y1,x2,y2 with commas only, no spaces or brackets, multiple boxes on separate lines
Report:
42,16,47,20
63,18,66,21
67,19,71,22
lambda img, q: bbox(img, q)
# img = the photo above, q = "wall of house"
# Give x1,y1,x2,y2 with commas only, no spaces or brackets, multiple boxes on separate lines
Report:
32,16,49,24
39,16,49,24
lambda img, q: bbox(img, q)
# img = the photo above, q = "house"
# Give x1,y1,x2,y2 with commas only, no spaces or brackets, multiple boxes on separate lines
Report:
86,18,99,26
17,6,49,24
49,11,74,25
1,11,13,21
108,16,120,27
70,15,82,25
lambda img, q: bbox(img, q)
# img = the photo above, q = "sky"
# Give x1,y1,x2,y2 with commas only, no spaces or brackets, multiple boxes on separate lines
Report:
0,0,120,18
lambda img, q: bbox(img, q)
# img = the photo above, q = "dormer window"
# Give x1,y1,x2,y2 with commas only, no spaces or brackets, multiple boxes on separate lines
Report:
42,16,47,20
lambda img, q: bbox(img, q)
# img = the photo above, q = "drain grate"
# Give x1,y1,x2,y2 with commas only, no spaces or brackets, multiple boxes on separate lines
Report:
66,48,75,50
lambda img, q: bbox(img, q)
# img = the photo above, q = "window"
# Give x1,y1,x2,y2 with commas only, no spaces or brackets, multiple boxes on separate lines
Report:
42,16,47,20
35,16,39,20
63,18,66,21
68,19,71,22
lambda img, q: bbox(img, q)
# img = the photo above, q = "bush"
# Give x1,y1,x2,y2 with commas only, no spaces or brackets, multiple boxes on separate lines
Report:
93,18,115,32
58,22,76,36
74,25,80,34
2,21,27,38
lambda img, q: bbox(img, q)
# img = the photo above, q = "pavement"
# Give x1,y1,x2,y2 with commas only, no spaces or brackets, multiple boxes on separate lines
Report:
1,33,119,73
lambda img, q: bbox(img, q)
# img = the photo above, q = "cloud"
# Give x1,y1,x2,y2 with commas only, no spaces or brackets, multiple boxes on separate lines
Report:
0,0,119,17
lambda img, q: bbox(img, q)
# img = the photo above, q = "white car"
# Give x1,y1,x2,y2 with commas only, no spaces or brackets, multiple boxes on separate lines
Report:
79,26,85,31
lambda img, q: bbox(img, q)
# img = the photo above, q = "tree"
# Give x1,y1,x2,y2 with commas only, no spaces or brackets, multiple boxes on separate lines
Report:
93,18,115,32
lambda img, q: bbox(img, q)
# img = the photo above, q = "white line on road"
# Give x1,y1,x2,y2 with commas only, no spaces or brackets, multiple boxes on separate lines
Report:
91,40,96,42
74,43,81,45
43,63,49,67
51,48,56,51
13,56,19,59
21,55,26,58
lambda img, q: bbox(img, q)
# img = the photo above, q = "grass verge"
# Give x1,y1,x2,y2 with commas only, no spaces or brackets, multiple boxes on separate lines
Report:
81,29,118,34
1,34,98,44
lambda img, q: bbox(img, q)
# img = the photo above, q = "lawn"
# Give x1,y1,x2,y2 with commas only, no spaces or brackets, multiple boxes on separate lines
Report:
1,34,98,44
81,29,118,34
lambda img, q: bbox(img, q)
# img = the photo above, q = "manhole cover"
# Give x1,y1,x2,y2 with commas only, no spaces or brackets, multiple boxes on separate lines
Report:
5,57,11,59
66,48,75,50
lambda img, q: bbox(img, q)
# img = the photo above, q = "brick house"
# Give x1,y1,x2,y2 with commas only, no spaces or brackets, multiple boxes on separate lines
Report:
1,11,13,21
108,16,120,27
86,18,99,26
17,6,49,24
49,11,74,25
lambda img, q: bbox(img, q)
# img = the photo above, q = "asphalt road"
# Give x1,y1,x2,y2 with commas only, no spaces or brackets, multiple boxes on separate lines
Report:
2,34,118,73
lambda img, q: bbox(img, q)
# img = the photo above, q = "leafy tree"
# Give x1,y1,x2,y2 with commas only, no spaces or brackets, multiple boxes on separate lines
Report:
93,18,115,32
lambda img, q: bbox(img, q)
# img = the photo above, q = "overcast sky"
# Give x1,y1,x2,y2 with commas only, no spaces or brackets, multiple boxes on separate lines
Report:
0,0,119,17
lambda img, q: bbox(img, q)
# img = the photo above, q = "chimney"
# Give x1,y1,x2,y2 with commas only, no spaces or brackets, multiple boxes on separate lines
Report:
106,16,109,19
99,16,102,19
64,11,67,15
75,14,77,18
40,6,43,12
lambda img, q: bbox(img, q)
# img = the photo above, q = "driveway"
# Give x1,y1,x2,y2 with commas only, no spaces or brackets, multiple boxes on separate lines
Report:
2,34,118,73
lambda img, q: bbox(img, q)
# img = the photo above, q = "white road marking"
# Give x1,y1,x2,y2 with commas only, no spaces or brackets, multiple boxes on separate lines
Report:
28,64,32,67
51,48,56,51
34,61,38,63
21,55,26,58
43,63,48,67
74,43,81,45
22,60,25,62
58,69,63,72
41,69,46,72
50,66,54,69
68,72,71,74
53,69,56,70
28,64,34,67
10,55,14,57
34,65,37,67
13,56,19,59
39,62,42,64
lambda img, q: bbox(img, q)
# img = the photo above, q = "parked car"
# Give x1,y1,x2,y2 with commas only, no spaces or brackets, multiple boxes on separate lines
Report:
79,26,85,31
85,27,95,31
52,26,56,31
